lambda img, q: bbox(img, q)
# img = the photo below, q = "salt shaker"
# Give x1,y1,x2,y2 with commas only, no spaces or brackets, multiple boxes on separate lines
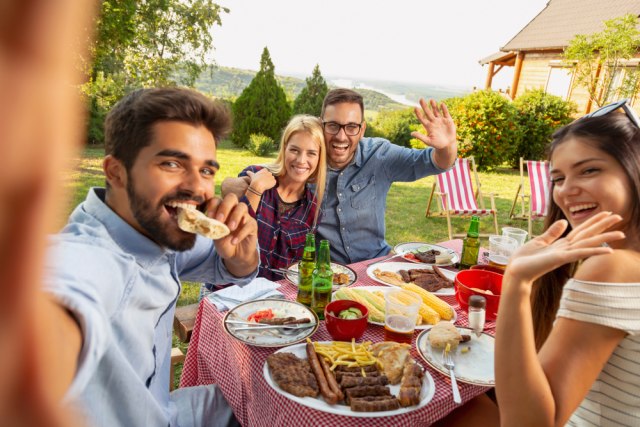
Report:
468,295,486,337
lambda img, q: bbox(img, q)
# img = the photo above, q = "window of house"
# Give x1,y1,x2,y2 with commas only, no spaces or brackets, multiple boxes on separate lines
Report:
604,66,639,104
546,66,573,99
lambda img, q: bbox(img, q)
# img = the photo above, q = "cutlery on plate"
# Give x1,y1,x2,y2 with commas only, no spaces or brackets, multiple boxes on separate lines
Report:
443,347,462,404
225,319,315,327
230,324,315,331
366,251,407,266
269,268,296,277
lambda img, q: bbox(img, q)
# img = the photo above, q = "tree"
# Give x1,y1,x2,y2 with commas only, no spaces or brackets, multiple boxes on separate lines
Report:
564,14,640,107
292,65,329,116
231,47,291,147
82,0,228,143
370,108,419,148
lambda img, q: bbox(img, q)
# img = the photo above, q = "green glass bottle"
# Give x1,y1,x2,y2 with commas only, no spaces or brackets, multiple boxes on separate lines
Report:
296,233,316,307
311,240,333,320
459,216,480,269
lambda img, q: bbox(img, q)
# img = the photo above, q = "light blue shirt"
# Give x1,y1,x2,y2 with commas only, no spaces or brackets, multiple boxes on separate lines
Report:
44,188,256,426
317,138,447,264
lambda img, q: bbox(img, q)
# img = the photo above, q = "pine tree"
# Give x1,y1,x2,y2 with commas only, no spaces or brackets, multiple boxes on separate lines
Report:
293,64,329,116
231,47,291,147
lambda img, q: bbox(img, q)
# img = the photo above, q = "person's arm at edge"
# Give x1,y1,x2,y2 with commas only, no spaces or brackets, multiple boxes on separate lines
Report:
34,293,82,400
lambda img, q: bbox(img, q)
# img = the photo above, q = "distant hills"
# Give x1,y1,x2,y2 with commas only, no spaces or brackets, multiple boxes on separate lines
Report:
194,66,469,113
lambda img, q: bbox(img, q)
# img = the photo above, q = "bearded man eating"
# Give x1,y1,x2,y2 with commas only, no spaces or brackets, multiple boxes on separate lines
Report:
43,87,259,427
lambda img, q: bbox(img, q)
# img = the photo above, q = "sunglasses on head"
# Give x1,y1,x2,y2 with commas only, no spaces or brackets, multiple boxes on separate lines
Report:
582,98,640,128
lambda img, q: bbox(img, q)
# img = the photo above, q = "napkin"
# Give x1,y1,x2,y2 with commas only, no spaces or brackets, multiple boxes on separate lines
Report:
207,277,284,311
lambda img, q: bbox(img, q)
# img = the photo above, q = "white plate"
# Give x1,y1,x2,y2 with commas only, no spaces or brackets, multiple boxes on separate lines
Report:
365,262,457,296
263,342,436,417
332,286,456,330
223,299,319,347
416,326,495,386
393,242,459,267
285,262,357,291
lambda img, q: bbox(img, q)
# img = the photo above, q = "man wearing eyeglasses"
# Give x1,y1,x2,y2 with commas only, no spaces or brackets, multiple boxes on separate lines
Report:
314,88,457,263
223,88,457,264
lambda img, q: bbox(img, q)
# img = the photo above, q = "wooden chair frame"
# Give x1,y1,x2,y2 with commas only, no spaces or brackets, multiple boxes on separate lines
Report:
509,157,550,235
425,156,499,240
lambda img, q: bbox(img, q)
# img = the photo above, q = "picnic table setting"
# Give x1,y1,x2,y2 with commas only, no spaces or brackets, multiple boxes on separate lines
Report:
178,232,519,427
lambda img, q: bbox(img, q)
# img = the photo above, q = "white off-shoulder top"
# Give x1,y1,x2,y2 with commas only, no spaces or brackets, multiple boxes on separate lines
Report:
557,279,640,427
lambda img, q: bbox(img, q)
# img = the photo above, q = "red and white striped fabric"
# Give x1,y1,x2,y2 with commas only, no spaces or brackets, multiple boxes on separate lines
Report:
180,240,495,427
436,158,492,215
526,160,550,217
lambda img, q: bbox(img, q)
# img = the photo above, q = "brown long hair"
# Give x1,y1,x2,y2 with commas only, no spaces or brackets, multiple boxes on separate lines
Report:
531,113,640,349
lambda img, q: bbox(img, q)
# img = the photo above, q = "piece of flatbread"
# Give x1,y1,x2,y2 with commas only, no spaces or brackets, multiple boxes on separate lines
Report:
373,269,407,287
428,321,461,350
176,208,230,240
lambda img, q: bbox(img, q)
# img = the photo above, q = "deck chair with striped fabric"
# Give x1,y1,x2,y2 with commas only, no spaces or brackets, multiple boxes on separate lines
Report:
509,158,551,235
425,156,499,240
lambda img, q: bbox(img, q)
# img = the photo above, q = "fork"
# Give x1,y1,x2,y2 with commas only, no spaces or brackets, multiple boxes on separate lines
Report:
443,348,462,404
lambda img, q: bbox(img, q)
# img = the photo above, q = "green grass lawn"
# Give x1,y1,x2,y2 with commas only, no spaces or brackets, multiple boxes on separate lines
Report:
65,142,545,387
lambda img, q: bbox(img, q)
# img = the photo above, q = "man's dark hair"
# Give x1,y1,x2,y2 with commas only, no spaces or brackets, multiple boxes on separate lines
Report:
321,88,364,118
104,87,231,172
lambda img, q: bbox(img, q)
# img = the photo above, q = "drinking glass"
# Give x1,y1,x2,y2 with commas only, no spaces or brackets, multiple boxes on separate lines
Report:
502,227,528,248
384,290,421,344
488,235,517,270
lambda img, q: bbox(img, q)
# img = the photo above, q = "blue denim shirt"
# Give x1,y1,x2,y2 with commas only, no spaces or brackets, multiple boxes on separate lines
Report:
44,188,257,426
317,138,447,264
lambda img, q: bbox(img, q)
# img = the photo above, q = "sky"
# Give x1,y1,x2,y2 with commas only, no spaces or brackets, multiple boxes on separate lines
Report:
210,0,550,90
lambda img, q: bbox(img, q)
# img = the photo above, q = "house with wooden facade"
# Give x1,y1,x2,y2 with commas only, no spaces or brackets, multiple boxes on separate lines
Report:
480,0,640,114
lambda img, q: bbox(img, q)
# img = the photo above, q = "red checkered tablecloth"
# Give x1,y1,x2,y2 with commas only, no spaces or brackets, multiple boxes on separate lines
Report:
180,240,494,426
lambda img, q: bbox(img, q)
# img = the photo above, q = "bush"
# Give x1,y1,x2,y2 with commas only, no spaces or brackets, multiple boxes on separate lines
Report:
247,134,275,156
512,89,576,166
369,108,418,148
82,71,125,144
446,90,521,170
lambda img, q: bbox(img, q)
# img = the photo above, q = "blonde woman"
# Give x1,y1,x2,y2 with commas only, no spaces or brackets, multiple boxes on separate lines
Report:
240,115,327,280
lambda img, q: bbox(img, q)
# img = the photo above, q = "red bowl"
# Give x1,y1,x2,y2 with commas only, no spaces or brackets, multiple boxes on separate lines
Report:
455,269,503,320
324,300,369,341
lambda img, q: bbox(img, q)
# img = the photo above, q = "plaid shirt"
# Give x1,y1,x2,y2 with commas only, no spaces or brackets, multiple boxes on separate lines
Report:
239,166,319,280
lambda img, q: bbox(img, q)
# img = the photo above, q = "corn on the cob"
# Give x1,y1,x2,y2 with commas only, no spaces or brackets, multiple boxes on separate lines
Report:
334,288,385,323
400,283,454,320
352,289,385,313
395,289,440,325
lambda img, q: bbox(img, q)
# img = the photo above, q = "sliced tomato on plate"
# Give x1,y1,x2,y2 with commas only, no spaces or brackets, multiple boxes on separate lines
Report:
247,308,275,322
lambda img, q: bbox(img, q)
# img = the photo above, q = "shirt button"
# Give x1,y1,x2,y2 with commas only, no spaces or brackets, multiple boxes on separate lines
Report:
337,208,341,212
346,246,350,249
338,193,342,197
342,227,345,231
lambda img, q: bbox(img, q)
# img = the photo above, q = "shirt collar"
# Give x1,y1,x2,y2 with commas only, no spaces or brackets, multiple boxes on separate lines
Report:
84,187,169,267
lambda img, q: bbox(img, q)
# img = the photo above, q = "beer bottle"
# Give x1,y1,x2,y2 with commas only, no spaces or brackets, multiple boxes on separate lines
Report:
296,233,316,307
459,216,480,269
311,240,333,320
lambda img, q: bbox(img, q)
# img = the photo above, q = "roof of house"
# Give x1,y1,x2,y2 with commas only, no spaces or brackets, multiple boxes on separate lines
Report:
501,0,640,51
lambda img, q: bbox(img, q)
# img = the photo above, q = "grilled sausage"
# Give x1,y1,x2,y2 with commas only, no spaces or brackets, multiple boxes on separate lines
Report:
306,342,338,405
319,355,343,401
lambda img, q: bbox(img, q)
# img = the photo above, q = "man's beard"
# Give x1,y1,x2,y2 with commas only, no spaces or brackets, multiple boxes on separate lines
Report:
126,178,203,251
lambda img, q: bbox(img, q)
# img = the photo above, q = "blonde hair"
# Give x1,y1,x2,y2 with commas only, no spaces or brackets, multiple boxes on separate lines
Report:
266,115,326,222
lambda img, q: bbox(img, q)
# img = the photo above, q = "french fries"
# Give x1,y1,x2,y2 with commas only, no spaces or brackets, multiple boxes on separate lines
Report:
312,339,380,371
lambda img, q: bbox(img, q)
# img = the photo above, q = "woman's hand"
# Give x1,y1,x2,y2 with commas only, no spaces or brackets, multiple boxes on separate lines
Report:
506,212,624,284
247,168,276,193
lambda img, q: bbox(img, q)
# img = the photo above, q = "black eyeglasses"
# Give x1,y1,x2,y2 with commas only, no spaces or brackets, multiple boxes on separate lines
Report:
583,98,640,128
322,121,363,136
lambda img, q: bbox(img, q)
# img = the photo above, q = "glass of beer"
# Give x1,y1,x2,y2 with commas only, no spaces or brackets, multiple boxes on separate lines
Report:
384,290,421,344
488,235,517,271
